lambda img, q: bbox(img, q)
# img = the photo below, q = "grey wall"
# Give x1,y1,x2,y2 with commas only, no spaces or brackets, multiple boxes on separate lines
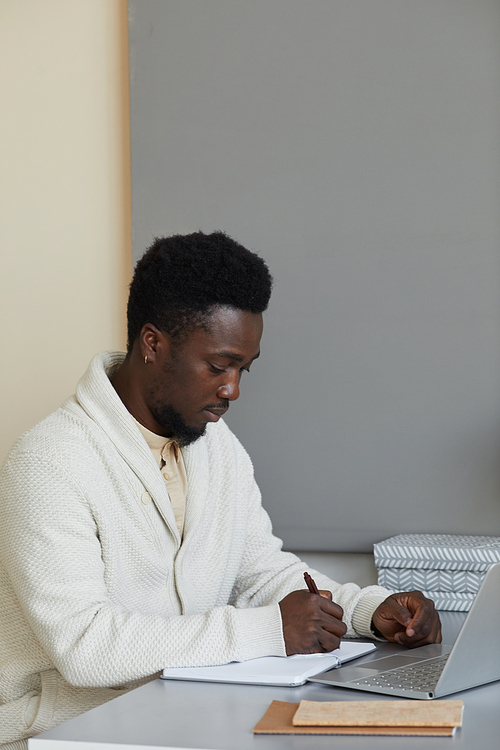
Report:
128,0,500,552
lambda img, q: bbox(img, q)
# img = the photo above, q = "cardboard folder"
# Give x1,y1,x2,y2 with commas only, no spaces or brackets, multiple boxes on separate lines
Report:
253,700,463,736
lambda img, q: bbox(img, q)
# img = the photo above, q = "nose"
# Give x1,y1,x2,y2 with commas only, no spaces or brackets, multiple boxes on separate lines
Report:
216,372,240,401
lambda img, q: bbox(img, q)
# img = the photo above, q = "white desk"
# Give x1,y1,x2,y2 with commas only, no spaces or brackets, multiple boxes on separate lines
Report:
31,613,500,750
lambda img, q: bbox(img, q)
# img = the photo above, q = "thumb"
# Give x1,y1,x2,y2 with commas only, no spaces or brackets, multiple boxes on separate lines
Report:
318,589,333,600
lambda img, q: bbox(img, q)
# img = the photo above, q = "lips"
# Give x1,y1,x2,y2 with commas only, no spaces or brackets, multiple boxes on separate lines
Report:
203,406,228,422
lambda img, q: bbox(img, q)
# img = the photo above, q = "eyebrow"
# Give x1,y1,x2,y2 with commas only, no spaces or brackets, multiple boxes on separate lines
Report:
215,350,260,363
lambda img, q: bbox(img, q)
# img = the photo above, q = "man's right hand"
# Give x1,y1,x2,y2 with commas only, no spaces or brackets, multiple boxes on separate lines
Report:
278,589,347,655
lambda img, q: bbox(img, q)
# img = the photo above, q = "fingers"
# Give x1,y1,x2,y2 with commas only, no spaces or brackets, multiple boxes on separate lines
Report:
396,592,442,648
309,593,347,648
373,591,442,648
318,595,344,621
319,608,347,641
386,601,413,632
279,589,347,655
319,589,333,600
396,609,442,648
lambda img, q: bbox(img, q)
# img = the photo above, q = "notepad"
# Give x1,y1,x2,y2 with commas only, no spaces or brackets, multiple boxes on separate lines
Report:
161,641,376,687
293,699,463,727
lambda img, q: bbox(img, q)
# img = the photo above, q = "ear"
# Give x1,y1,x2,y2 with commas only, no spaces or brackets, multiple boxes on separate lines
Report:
139,324,172,364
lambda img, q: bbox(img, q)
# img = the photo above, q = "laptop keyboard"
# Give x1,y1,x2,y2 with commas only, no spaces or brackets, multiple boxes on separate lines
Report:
351,655,449,692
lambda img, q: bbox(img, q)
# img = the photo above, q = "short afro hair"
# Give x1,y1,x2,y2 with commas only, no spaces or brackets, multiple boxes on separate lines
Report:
126,231,273,351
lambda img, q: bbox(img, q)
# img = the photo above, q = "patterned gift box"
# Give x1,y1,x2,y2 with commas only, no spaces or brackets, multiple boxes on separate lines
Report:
374,533,500,572
422,592,475,612
377,567,486,594
380,587,476,612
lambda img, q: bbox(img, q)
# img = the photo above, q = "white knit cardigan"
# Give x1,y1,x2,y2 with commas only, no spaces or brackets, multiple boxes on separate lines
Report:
0,351,389,745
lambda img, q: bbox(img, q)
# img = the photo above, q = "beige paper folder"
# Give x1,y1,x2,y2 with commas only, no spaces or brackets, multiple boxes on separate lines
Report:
294,699,463,726
253,700,463,736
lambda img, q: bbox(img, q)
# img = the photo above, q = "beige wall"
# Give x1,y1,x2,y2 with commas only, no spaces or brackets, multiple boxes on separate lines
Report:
0,0,132,461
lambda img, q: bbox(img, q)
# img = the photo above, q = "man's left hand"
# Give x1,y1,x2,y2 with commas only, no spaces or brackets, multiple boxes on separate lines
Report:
372,591,442,648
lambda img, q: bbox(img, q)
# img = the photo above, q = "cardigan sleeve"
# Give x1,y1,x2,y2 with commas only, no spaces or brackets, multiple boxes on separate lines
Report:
0,451,286,689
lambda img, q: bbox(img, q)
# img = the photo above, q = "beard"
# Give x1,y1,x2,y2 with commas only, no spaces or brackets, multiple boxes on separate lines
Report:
149,402,206,448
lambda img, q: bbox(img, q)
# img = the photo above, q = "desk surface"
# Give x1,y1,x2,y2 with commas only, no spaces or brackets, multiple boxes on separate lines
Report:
31,613,500,750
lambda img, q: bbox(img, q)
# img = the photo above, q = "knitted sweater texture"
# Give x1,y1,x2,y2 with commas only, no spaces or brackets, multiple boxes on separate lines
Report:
0,352,389,744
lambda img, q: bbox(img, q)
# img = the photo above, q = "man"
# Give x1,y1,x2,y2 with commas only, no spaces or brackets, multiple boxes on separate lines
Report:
0,232,440,746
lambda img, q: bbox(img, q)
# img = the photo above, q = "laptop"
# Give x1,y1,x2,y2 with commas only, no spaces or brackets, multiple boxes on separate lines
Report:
309,561,500,700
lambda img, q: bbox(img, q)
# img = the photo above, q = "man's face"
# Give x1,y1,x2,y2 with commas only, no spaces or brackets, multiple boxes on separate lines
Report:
147,306,263,446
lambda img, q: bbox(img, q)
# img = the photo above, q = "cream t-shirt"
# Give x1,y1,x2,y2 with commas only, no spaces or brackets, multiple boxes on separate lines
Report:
133,418,187,537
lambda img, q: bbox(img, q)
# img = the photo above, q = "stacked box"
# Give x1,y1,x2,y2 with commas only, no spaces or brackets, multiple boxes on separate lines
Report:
374,533,500,611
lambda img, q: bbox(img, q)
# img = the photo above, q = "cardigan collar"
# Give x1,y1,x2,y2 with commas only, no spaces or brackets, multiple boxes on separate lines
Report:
74,351,209,548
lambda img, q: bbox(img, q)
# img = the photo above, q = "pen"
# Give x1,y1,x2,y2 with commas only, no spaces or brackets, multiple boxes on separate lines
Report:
304,571,320,595
304,571,343,666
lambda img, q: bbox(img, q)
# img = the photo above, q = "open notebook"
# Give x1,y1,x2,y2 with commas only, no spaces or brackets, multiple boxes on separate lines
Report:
161,641,376,687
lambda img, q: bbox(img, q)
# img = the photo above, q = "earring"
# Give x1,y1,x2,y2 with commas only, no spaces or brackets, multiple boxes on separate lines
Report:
144,355,148,364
